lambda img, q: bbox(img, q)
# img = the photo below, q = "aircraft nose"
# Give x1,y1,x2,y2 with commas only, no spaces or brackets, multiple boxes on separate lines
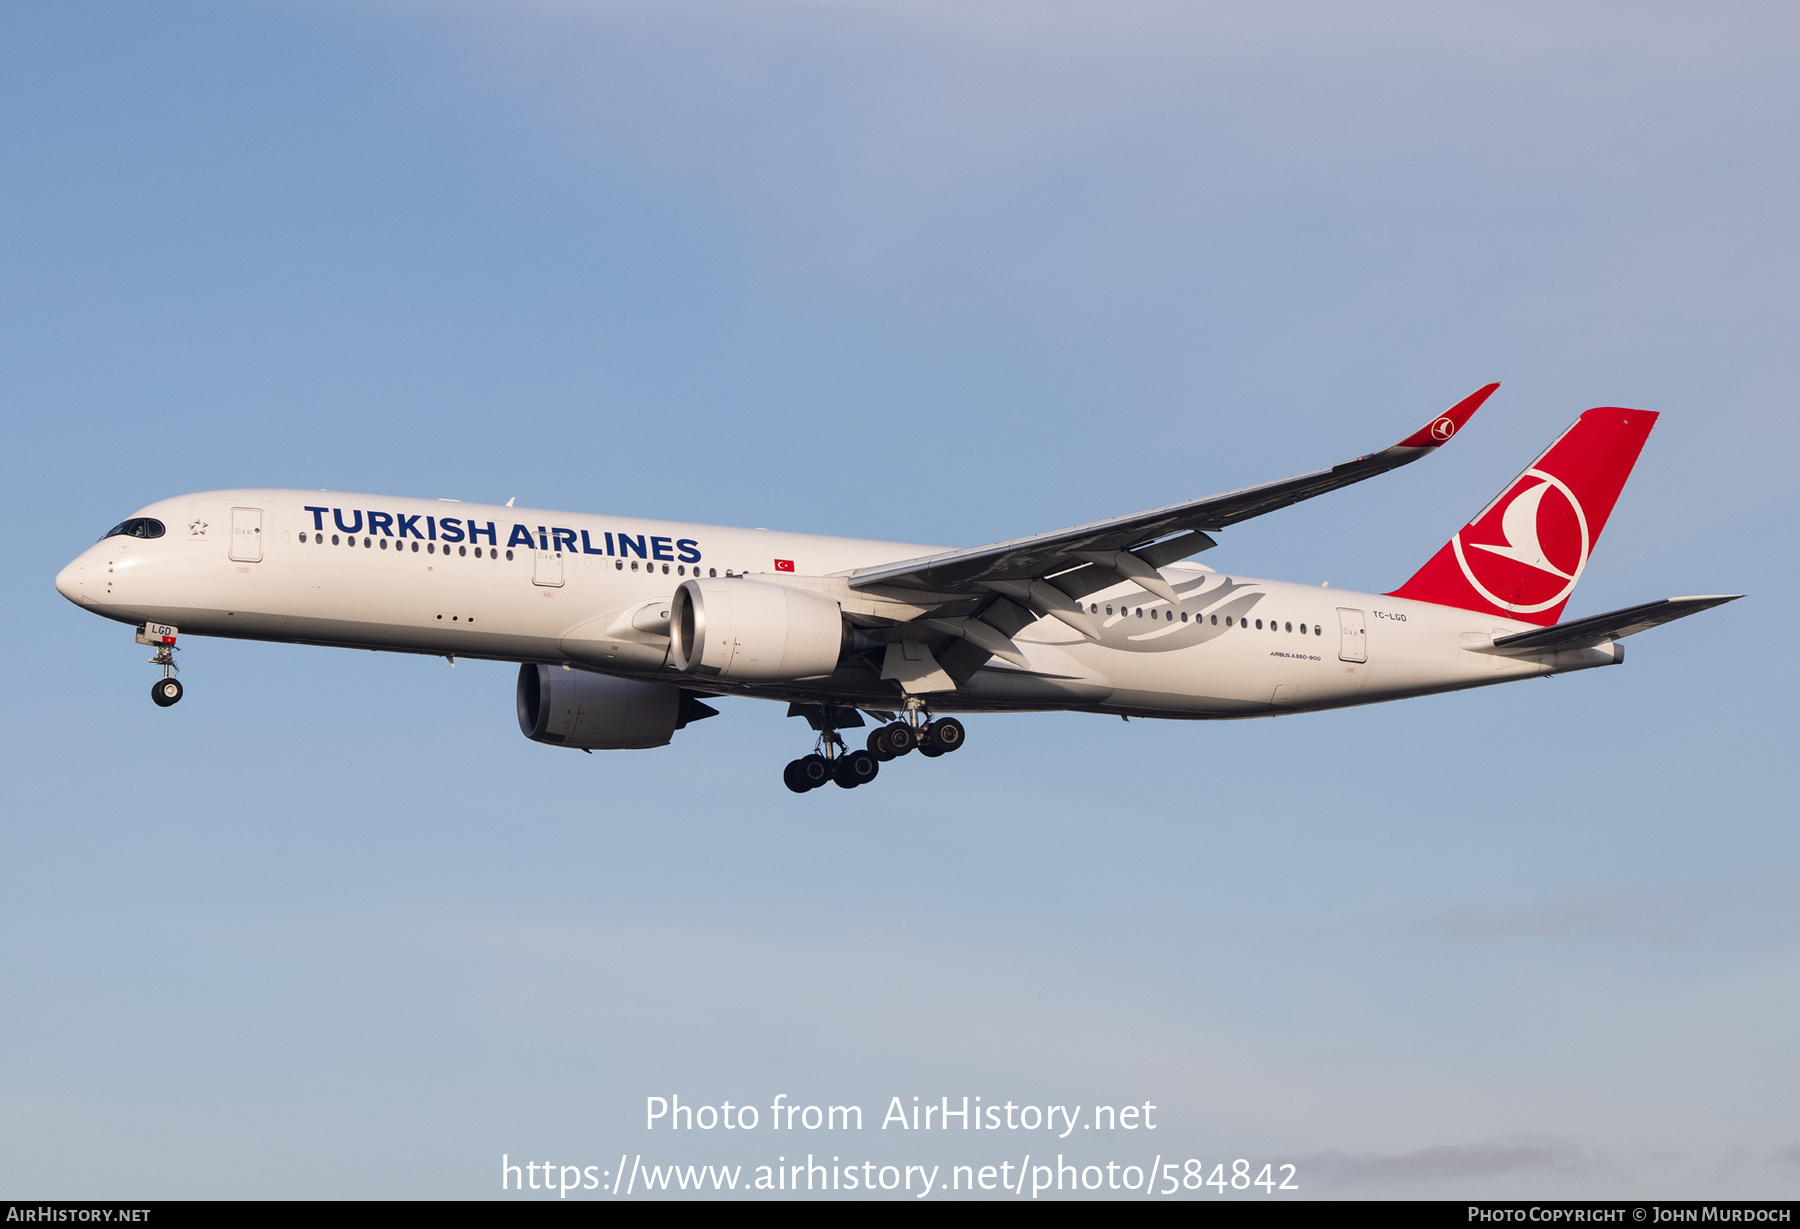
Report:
55,556,91,605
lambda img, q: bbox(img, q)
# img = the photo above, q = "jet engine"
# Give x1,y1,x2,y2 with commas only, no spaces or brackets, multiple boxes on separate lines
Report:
516,664,716,750
668,578,844,681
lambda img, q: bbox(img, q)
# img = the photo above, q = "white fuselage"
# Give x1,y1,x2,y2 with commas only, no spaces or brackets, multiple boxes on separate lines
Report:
55,489,1621,720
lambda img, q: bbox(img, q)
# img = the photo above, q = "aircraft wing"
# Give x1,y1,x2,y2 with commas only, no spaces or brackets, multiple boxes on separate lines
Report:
848,384,1499,604
1488,594,1743,655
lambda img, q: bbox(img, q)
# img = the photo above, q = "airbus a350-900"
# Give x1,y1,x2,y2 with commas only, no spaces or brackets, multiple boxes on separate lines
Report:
55,385,1739,793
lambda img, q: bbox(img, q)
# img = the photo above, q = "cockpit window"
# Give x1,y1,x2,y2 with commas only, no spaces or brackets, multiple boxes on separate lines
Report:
100,517,165,542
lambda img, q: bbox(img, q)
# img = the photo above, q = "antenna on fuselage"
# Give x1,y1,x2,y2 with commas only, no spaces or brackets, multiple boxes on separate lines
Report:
506,497,515,507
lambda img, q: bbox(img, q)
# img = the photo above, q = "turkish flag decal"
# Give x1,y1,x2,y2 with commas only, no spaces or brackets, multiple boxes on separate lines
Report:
774,559,795,572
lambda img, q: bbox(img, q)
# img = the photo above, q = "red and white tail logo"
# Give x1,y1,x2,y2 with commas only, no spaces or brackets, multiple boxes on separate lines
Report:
1388,407,1657,625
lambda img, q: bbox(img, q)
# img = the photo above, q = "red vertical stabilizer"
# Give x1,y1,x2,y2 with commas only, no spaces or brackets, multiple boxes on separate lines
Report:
1387,407,1658,626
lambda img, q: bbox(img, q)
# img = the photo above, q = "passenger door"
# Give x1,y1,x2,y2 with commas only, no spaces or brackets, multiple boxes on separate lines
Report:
1336,607,1367,663
533,549,564,587
229,507,262,562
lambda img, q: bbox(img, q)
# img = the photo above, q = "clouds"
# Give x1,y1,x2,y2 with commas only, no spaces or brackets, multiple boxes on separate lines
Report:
1302,1136,1587,1187
1420,881,1800,954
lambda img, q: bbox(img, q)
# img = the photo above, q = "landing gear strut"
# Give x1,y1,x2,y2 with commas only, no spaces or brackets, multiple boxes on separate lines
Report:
780,701,964,793
138,622,183,707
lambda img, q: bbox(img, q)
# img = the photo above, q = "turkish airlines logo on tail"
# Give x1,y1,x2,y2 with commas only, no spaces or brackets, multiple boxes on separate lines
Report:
1429,416,1457,442
1451,468,1590,614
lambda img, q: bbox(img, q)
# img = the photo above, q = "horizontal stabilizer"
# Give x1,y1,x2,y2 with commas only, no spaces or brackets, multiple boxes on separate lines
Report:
1485,594,1741,656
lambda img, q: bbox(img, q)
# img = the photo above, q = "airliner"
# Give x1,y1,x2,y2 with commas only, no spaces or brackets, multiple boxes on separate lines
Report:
55,385,1738,793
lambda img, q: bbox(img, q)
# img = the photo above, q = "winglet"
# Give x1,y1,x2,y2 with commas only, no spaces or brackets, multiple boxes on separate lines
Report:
1391,383,1500,451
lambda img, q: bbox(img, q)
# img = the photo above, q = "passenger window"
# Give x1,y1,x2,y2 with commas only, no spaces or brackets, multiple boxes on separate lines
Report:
363,537,371,548
1285,622,1292,632
631,560,639,571
616,560,623,570
1211,614,1218,625
505,550,513,560
662,564,670,574
1225,616,1232,626
1105,606,1113,615
379,539,388,550
1136,608,1143,618
1181,612,1188,622
459,545,466,556
709,568,717,577
1255,619,1263,629
1314,625,1322,635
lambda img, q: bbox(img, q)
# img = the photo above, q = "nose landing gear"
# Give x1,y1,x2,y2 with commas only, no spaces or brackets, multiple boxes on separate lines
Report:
138,622,183,707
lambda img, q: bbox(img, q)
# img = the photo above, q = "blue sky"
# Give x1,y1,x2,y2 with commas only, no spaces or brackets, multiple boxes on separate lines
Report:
2,0,1796,1199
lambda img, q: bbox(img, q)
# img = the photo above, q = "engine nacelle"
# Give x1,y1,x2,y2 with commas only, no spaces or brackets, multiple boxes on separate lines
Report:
669,578,843,681
516,664,690,750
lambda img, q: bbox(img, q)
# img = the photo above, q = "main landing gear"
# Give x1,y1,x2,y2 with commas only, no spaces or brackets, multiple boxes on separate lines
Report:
138,622,183,707
781,709,966,793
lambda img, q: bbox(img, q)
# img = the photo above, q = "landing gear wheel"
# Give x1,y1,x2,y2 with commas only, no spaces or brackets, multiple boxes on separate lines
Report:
151,677,183,708
783,760,810,793
883,722,915,755
866,727,895,761
925,717,964,753
833,750,879,789
917,740,944,758
797,754,831,790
